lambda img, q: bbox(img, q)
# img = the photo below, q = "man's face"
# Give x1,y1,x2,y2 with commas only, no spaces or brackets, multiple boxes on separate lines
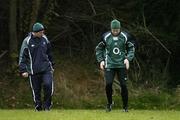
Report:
34,30,44,38
111,29,120,36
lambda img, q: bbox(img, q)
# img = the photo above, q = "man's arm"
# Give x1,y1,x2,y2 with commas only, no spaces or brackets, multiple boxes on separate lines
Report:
47,42,55,66
19,48,29,75
95,32,109,63
126,40,135,61
95,40,106,70
43,34,55,67
19,38,30,76
95,41,105,63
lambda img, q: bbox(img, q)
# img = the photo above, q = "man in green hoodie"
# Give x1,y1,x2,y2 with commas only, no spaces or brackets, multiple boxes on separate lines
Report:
95,19,135,112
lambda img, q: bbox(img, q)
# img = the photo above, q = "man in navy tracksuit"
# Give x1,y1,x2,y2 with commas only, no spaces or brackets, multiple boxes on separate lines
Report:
19,23,54,111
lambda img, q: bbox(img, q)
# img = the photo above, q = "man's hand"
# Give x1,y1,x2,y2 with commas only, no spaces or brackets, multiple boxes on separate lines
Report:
100,61,105,70
124,59,129,70
22,72,29,78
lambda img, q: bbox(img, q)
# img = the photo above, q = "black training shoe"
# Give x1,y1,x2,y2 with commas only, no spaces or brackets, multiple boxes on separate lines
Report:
35,106,42,111
44,108,50,111
106,104,112,112
122,107,128,112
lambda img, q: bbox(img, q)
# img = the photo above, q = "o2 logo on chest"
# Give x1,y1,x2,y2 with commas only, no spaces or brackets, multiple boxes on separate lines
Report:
113,47,121,55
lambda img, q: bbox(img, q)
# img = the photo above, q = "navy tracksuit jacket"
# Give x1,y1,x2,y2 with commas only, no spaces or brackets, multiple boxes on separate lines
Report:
19,33,54,109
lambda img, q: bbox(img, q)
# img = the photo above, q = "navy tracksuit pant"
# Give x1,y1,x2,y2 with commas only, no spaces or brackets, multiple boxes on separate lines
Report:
105,68,128,109
29,71,53,109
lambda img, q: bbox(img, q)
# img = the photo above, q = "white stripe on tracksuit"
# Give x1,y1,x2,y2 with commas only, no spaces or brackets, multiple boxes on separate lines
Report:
29,76,36,103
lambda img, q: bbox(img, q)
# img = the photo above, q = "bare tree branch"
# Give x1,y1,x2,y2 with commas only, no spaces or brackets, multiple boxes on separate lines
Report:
142,8,172,55
0,50,8,59
87,0,96,15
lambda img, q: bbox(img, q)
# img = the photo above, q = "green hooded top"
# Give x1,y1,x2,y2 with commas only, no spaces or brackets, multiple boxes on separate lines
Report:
95,31,135,68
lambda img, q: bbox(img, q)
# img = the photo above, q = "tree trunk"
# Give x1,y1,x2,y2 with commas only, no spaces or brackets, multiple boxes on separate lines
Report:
17,0,24,43
9,0,18,65
29,0,41,31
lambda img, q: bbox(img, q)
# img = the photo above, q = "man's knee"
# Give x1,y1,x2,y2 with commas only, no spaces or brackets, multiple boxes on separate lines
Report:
106,82,112,90
43,82,52,89
121,84,127,90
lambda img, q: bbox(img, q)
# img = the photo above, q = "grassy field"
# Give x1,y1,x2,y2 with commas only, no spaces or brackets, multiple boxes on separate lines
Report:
0,109,179,120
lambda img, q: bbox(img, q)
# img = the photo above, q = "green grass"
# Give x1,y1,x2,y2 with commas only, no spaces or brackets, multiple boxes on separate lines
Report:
0,109,179,120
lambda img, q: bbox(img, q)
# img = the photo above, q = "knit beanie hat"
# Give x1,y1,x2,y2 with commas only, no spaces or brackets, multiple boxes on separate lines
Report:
111,19,121,29
32,22,44,32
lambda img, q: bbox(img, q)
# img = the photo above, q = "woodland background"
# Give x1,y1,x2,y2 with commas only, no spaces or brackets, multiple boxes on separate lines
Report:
0,0,180,109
